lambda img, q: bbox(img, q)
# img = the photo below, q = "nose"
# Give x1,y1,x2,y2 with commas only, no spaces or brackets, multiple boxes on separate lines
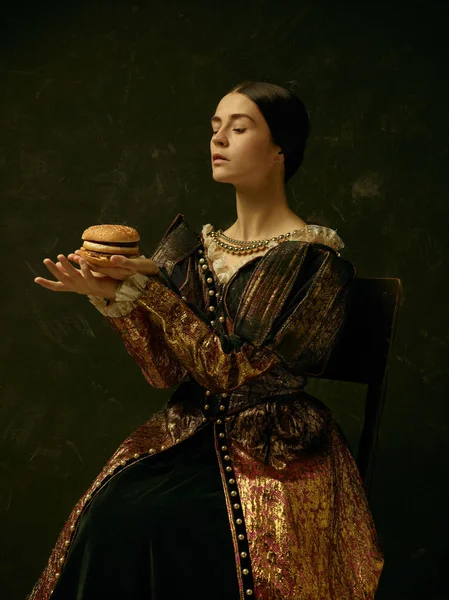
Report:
212,138,227,151
211,127,228,146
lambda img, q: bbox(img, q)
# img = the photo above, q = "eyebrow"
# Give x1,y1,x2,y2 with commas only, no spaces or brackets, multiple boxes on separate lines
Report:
210,113,256,125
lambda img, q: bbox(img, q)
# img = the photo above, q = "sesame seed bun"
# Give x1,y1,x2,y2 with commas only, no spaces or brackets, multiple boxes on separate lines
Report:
81,224,140,243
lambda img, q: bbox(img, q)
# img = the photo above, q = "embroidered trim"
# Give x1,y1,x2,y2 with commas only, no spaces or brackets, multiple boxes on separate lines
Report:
87,256,149,317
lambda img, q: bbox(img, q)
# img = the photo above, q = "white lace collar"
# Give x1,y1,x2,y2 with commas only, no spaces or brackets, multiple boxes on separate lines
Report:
200,223,344,284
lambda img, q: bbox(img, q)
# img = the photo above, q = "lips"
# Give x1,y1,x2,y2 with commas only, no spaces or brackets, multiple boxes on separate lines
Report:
213,153,228,161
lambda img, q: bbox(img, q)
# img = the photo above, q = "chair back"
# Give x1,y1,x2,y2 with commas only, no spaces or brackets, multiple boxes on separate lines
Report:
311,277,402,496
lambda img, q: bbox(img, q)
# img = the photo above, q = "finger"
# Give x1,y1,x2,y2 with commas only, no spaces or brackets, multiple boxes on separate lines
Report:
71,257,107,277
79,258,111,273
58,254,81,276
71,259,109,278
79,259,111,283
79,258,95,281
80,260,134,280
34,276,69,292
128,257,160,275
72,253,133,279
94,266,133,280
68,254,102,277
43,258,70,283
73,252,127,269
71,252,95,268
110,255,129,267
55,261,69,276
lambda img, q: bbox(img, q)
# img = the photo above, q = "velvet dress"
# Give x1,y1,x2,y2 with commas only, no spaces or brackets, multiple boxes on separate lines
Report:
28,213,384,600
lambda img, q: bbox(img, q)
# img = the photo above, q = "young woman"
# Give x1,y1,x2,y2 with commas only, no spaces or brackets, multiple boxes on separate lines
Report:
30,81,384,599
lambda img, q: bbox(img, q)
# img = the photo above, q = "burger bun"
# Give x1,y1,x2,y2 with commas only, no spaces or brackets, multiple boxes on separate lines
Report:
81,224,140,243
79,224,141,266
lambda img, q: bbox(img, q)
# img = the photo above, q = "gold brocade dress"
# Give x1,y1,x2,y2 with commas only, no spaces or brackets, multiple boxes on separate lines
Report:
29,213,384,600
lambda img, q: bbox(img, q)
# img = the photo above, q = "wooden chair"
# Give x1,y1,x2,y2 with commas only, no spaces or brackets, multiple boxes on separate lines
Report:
309,277,402,498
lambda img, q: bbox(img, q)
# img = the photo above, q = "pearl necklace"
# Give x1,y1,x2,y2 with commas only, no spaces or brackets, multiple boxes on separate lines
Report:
208,227,304,255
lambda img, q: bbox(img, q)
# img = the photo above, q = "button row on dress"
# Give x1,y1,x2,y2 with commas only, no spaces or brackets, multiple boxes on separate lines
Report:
214,417,255,597
203,389,230,418
197,248,226,328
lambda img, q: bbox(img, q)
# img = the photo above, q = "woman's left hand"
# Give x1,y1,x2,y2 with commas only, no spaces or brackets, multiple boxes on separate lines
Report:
67,251,160,281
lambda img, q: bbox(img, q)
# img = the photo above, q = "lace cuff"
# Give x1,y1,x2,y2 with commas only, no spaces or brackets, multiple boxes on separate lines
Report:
88,271,150,317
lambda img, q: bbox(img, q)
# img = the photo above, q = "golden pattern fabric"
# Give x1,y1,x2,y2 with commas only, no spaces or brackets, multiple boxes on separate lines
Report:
227,410,384,598
135,275,282,393
106,303,189,388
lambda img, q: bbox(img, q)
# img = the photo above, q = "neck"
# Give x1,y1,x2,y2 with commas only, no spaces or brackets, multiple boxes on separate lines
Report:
227,177,303,241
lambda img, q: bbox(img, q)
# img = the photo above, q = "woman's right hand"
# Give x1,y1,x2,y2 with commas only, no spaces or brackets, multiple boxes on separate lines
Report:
34,254,120,299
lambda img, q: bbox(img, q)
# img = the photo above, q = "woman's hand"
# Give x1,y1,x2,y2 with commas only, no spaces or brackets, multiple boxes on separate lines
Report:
34,255,120,299
69,251,160,280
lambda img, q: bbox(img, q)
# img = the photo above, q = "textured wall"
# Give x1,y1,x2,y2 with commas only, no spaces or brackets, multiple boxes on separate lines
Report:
1,0,448,598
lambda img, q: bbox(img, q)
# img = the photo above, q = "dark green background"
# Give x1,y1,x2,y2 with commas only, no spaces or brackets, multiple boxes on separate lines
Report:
1,1,448,598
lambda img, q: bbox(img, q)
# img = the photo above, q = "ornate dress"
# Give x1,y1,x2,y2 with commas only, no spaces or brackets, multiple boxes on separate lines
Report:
29,213,384,600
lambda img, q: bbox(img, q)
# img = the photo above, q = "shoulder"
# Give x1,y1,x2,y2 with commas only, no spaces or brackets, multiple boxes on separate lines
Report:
287,223,355,280
290,224,345,254
150,213,201,274
269,239,355,286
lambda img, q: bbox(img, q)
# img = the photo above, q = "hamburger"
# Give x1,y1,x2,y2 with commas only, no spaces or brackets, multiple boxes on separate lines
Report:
78,224,140,266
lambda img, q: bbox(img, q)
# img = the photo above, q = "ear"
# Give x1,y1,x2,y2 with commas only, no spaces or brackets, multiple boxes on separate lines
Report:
274,149,284,164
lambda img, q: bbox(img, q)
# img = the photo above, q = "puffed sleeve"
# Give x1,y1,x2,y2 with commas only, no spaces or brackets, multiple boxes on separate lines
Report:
233,244,356,376
133,243,355,392
87,270,189,389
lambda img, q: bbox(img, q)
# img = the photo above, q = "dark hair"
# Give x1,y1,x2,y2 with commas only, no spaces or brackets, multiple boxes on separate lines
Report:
228,80,310,183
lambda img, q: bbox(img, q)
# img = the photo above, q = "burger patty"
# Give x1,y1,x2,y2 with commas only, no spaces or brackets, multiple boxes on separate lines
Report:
81,249,138,259
84,239,138,248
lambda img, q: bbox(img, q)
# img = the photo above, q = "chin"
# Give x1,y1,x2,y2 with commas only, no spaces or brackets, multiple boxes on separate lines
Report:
211,169,236,184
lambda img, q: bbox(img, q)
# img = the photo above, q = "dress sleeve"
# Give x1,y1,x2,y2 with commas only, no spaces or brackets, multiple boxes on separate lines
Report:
233,245,356,376
133,246,355,393
87,270,189,389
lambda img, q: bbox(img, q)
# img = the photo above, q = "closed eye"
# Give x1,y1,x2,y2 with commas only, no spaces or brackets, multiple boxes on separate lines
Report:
211,128,246,135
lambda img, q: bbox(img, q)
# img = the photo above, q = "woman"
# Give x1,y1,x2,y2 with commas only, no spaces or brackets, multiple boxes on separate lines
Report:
30,81,384,599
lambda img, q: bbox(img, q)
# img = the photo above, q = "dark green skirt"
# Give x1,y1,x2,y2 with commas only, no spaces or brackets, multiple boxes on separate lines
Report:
51,423,240,599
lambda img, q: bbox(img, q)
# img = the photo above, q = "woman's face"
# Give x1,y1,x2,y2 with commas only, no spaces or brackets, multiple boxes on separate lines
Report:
210,92,283,186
